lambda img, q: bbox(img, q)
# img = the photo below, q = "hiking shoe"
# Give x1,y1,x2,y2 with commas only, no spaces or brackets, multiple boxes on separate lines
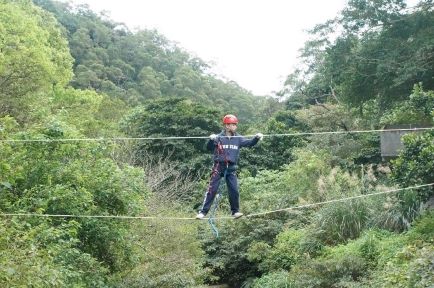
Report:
232,212,244,219
196,212,206,219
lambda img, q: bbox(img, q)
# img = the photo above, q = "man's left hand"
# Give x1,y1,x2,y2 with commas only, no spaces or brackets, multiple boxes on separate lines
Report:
255,133,264,140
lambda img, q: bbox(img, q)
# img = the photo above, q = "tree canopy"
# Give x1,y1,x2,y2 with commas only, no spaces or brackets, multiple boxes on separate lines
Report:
285,0,434,114
34,0,267,122
0,0,73,123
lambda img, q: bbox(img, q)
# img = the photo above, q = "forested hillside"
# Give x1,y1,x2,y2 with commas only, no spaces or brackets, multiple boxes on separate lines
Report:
1,0,433,287
33,0,271,123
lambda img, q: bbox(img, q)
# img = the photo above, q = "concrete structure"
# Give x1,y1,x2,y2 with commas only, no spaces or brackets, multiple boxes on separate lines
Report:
380,124,430,159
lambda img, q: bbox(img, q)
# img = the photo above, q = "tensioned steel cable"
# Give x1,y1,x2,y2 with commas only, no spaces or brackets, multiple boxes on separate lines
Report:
1,183,432,220
245,183,434,218
0,127,432,143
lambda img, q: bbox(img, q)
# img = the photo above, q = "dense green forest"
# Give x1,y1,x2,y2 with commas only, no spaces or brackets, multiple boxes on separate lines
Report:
0,0,433,287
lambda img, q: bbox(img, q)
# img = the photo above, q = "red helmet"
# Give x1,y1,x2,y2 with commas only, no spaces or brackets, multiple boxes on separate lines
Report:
222,114,238,124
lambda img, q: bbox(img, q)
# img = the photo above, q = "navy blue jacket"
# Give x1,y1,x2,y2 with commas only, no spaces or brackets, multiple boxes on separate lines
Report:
207,131,259,164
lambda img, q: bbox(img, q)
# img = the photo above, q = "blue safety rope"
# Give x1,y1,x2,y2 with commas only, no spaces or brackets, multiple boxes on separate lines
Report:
208,167,228,238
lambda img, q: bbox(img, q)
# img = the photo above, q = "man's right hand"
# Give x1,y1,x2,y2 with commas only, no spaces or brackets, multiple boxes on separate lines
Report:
209,134,217,140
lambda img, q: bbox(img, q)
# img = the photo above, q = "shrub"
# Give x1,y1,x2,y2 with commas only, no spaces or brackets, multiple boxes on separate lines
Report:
0,218,108,287
288,255,367,287
262,229,306,272
278,230,400,288
201,218,285,287
406,211,434,242
370,244,434,288
312,199,372,245
391,132,434,229
252,270,293,288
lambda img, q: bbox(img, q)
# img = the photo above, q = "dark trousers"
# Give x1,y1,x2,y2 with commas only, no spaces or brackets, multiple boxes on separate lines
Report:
200,162,239,215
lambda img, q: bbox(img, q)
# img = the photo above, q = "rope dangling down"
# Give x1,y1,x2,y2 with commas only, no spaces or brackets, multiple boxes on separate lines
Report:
208,168,228,238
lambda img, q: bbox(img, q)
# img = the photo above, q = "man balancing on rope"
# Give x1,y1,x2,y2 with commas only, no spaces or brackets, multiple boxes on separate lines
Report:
196,114,263,219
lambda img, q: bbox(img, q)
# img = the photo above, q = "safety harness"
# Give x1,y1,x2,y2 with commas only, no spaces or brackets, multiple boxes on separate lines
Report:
208,135,231,238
